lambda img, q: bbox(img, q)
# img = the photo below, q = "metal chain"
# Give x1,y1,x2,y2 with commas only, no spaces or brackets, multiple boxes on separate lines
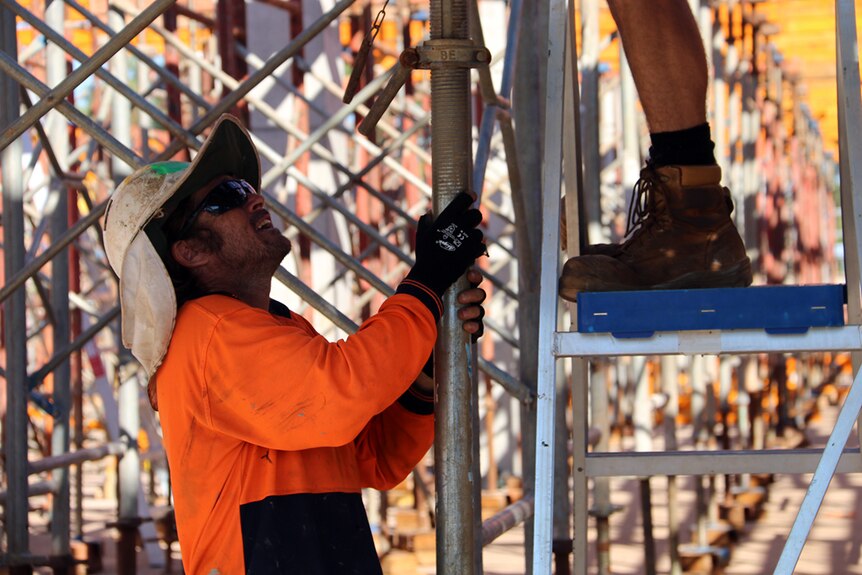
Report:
343,0,393,103
366,0,391,45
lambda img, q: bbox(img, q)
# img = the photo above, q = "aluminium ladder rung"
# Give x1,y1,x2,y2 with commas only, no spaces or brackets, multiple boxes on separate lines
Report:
585,448,862,478
555,325,862,357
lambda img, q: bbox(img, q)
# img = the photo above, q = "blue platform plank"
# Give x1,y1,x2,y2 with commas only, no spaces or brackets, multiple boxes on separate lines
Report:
577,285,845,338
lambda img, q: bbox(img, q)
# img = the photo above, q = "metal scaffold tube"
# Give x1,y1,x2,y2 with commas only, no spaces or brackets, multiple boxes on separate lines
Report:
61,0,209,111
109,11,140,571
0,0,855,571
0,50,142,167
1,5,30,572
45,0,72,568
471,0,521,196
429,0,480,571
1,0,200,150
0,0,175,152
138,0,356,161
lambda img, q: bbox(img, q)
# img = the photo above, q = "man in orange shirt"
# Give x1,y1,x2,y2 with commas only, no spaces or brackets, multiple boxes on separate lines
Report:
103,114,487,574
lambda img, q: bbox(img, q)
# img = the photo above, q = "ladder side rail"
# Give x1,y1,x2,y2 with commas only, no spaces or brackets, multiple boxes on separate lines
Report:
561,0,589,572
532,0,569,570
833,0,862,453
835,0,862,326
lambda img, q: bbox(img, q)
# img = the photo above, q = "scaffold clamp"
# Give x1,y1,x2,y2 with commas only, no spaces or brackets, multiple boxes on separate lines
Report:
357,42,490,138
414,39,491,69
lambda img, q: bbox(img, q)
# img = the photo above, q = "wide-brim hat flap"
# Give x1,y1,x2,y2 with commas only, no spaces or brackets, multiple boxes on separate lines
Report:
105,114,259,377
120,233,177,377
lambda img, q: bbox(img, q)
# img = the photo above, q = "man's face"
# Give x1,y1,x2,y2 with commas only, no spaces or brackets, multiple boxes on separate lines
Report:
185,176,292,274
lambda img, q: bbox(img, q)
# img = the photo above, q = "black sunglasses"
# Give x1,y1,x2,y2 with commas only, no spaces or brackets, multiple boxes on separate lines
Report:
177,179,258,238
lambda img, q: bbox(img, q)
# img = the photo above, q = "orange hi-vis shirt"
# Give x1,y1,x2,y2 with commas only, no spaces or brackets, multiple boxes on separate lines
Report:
155,293,437,574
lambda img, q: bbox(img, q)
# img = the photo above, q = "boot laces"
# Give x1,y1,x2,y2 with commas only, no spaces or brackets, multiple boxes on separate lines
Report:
623,171,659,242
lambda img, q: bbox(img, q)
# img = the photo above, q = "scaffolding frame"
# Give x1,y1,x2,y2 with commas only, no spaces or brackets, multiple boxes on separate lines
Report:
1,0,538,571
0,0,852,573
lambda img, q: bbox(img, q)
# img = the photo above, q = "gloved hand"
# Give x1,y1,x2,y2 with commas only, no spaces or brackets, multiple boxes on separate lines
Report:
407,191,486,297
397,192,486,321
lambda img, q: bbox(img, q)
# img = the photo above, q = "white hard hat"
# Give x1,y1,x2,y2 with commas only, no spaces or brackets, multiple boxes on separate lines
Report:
103,114,260,376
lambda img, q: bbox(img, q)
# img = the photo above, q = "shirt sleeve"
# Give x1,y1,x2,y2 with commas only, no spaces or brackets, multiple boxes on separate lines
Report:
352,400,434,491
191,294,437,451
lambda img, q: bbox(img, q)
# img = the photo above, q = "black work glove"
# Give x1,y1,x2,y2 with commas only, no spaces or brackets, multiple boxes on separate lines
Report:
397,192,486,320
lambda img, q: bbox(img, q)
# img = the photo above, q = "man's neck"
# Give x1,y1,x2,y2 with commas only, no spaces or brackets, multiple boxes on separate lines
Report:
230,287,271,310
195,256,280,311
200,273,272,310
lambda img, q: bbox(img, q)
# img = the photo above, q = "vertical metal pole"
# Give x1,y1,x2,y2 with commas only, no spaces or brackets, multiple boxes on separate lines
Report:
162,4,183,127
46,0,72,567
532,0,567,571
706,370,719,529
835,0,862,410
774,360,788,438
619,51,640,190
552,352,571,575
558,5,580,572
725,2,745,236
590,363,612,575
471,349,484,575
472,0,521,196
710,6,728,177
109,7,132,184
749,360,766,452
736,358,752,493
429,0,477,572
109,10,137,571
661,356,682,575
1,5,31,573
217,0,250,122
560,7,587,574
64,89,84,539
512,0,548,564
719,358,734,495
570,357,589,575
633,357,656,575
117,370,140,575
740,27,760,263
690,355,708,548
580,0,602,244
70,212,84,541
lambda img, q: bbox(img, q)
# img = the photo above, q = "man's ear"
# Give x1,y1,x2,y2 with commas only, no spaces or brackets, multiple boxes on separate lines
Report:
171,238,210,269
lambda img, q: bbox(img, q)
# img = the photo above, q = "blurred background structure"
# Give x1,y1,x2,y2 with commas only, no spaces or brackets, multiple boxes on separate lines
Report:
1,0,862,573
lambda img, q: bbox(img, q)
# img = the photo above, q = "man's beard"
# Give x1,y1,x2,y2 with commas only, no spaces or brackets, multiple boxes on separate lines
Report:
219,230,292,279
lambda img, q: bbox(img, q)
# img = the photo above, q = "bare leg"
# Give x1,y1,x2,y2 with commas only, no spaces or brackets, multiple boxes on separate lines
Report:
607,0,708,133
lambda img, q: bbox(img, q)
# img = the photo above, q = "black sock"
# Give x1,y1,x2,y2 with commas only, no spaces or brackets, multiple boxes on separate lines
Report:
648,123,716,167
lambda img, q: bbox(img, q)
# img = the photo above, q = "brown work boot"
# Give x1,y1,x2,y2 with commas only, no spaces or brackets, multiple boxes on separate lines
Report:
559,164,752,300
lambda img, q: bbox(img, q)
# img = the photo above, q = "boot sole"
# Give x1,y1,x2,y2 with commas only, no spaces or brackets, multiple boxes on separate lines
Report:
559,258,753,302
